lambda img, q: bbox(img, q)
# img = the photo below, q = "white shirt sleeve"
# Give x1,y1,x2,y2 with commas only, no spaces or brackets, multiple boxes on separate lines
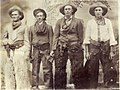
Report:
108,20,117,46
83,21,91,44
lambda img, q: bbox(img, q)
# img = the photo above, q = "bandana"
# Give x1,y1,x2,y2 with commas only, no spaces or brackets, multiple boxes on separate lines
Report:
35,21,48,35
12,21,21,30
61,17,72,34
95,17,105,25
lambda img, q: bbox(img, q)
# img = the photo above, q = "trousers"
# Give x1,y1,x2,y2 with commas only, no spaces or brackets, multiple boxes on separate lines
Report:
5,46,31,90
88,41,117,88
31,45,53,88
54,42,85,89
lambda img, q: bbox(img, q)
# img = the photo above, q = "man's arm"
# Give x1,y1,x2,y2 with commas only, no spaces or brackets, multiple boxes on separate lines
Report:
28,26,33,59
109,20,117,46
108,20,117,59
83,21,91,60
48,26,54,52
2,26,9,45
2,25,11,58
24,26,30,52
52,20,60,51
77,19,84,45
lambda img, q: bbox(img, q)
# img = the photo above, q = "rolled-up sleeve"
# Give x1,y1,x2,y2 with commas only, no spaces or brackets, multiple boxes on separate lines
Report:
108,20,117,46
83,21,91,45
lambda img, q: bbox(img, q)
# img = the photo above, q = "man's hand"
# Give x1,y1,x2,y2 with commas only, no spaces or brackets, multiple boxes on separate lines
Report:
50,50,54,57
85,51,90,60
109,51,114,60
2,39,9,46
84,44,90,60
109,46,115,60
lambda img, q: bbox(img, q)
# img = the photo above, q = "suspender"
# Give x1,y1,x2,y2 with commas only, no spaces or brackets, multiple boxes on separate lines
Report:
96,17,106,42
97,24,101,42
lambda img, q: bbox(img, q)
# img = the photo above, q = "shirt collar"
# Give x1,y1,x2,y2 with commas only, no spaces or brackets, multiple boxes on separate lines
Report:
64,15,73,20
38,21,43,25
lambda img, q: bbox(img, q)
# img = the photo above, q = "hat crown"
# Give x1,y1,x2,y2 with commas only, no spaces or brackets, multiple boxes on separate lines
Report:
92,2,107,8
89,2,108,16
9,5,22,12
60,3,77,15
8,5,24,20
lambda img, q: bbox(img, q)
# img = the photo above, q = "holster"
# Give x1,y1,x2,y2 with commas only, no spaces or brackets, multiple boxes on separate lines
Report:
89,39,110,55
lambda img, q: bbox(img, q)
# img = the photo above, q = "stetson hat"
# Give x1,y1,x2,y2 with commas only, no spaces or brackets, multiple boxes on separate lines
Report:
8,5,24,20
89,2,108,16
60,3,77,15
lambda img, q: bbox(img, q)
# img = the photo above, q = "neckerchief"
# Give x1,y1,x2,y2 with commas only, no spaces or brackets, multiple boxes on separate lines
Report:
35,21,47,35
61,16,72,33
95,17,105,25
12,21,22,30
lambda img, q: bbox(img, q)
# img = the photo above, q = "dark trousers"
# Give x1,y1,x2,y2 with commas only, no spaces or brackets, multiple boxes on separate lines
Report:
31,47,53,88
54,43,84,89
88,42,116,88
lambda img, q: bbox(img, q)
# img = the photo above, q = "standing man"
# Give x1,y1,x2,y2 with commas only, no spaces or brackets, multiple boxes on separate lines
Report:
51,4,84,89
84,2,117,88
29,8,53,90
2,5,31,90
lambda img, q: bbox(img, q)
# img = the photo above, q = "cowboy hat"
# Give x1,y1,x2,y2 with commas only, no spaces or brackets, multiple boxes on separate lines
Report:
8,5,24,20
89,2,108,16
33,8,47,20
60,3,77,15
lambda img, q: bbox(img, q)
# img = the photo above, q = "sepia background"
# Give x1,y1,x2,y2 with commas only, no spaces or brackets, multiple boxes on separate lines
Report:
0,0,119,89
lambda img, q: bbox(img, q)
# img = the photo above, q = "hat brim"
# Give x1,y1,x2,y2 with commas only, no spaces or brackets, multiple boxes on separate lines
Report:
60,4,77,15
89,6,108,16
33,8,47,20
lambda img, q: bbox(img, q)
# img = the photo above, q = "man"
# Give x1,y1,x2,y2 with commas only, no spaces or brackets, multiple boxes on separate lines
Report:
51,4,84,89
84,2,117,88
29,8,53,90
2,5,30,90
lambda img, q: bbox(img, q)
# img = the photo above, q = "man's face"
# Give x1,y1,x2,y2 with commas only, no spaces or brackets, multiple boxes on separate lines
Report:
64,5,73,16
35,12,45,23
94,7,103,17
11,10,21,22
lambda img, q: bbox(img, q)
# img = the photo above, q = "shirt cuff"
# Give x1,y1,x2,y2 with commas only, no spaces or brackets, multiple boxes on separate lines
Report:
110,41,117,46
83,40,90,45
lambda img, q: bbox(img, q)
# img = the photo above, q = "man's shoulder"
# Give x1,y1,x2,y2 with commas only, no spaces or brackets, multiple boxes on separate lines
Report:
104,18,111,23
29,25,35,30
46,23,52,28
74,18,84,24
56,18,64,23
87,19,94,24
4,23,11,29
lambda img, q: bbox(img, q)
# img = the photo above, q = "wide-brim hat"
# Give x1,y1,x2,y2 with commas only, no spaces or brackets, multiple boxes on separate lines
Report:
8,5,24,20
60,3,77,15
33,8,47,17
89,2,108,16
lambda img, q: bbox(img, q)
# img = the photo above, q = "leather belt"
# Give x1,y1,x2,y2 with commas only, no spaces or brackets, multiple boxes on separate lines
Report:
9,40,24,50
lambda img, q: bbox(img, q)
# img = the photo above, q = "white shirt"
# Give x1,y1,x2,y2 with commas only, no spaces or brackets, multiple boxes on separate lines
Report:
83,18,117,46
